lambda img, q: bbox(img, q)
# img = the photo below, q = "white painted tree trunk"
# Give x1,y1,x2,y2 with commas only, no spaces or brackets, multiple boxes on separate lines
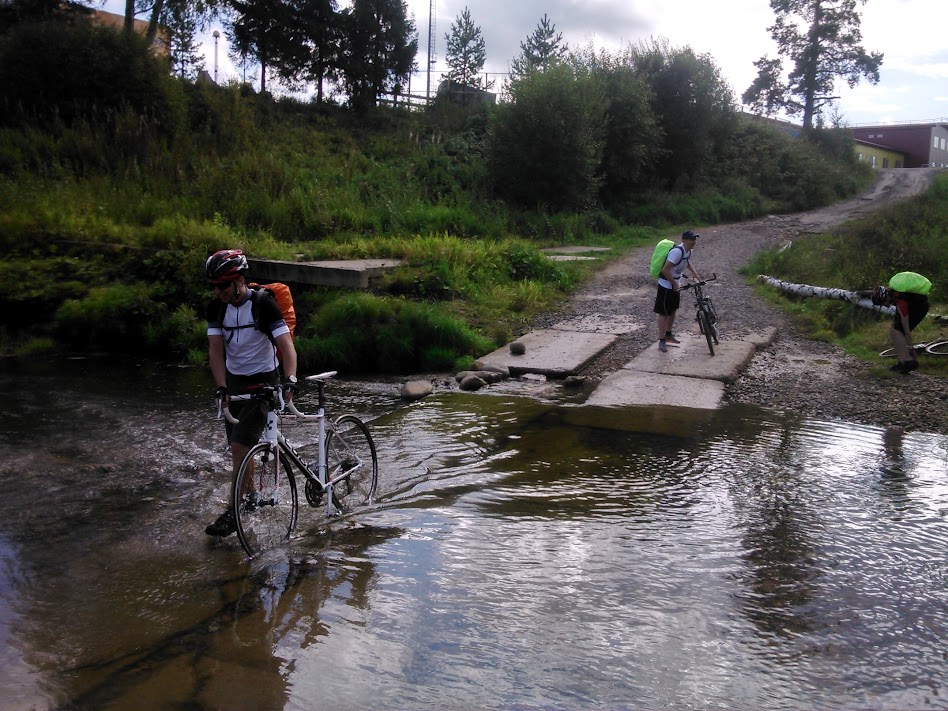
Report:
757,275,895,316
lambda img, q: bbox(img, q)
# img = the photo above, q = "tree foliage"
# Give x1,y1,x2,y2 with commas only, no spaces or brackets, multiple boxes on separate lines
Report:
0,16,183,130
573,47,663,203
488,63,606,210
335,0,417,111
226,0,298,92
444,6,487,90
509,14,567,79
163,0,205,78
742,0,883,130
291,0,338,102
222,0,414,104
0,0,86,32
628,38,737,189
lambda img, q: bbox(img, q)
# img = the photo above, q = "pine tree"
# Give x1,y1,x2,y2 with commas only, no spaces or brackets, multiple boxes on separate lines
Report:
444,6,488,90
509,14,567,79
742,0,883,130
292,0,338,103
227,0,296,92
163,0,204,79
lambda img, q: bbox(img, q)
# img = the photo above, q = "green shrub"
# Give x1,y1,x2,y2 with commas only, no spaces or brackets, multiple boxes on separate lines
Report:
0,18,185,136
488,64,607,210
143,304,206,360
54,283,164,349
297,293,492,373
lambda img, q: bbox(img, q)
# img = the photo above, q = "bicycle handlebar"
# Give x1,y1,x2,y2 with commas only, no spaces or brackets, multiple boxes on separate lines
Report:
680,273,718,290
217,381,323,423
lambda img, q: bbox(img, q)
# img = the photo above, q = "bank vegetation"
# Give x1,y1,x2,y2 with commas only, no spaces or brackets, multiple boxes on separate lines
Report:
2,15,909,374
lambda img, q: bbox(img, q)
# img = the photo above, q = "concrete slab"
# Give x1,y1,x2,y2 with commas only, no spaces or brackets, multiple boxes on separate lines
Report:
550,315,644,335
541,246,612,255
477,329,618,377
561,399,720,434
623,337,757,383
743,326,779,349
585,370,725,409
247,258,402,289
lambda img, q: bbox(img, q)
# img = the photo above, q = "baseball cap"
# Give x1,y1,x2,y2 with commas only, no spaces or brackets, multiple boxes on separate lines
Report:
682,230,699,240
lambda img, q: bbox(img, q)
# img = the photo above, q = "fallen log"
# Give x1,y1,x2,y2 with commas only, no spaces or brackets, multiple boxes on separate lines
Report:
757,275,895,316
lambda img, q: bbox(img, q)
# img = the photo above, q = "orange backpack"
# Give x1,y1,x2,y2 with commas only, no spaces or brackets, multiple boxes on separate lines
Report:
249,282,296,338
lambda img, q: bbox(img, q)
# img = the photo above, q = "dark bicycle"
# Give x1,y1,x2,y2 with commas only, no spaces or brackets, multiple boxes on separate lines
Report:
681,274,719,355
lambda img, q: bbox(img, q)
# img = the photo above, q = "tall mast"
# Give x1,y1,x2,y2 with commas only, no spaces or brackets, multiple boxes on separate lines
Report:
426,0,437,99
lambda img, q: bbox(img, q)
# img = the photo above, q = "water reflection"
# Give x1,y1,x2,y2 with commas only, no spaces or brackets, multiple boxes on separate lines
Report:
1,361,946,709
59,525,402,710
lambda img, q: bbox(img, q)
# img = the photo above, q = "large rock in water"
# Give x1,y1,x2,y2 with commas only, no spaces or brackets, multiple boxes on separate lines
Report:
400,380,434,401
458,374,487,391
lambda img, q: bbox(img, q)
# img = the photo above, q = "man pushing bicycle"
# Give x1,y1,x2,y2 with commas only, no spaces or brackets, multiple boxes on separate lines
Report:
654,230,702,353
203,249,299,537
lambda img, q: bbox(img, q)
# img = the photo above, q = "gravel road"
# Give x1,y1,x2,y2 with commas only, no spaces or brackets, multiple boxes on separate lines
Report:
530,168,948,435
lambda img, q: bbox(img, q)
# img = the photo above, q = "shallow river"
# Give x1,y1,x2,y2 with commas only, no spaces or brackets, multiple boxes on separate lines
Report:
1,359,946,710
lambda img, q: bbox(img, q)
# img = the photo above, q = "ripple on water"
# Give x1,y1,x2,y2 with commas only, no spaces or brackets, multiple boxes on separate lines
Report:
1,367,947,710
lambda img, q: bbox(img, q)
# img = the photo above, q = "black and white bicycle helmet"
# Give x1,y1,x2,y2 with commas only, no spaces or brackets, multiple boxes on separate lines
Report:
870,285,891,306
205,249,248,282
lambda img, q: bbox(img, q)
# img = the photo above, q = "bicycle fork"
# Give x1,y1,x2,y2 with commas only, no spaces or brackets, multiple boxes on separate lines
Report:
254,409,282,508
316,406,336,517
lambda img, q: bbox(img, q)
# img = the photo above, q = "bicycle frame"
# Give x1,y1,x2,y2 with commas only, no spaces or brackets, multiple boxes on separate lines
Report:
219,372,378,557
681,274,719,355
223,379,357,518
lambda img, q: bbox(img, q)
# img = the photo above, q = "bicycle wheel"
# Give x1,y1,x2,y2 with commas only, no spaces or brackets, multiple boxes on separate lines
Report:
327,415,378,514
233,443,298,557
880,344,929,357
925,340,948,356
698,308,715,355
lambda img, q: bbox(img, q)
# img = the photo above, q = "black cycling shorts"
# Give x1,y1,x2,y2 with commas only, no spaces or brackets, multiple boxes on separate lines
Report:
225,398,269,448
224,369,279,448
654,284,681,316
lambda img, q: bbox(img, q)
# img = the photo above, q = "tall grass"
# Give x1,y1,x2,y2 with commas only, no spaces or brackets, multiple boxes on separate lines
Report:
747,174,947,294
745,173,948,372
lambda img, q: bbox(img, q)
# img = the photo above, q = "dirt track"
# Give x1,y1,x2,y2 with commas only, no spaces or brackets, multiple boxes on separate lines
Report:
531,168,947,435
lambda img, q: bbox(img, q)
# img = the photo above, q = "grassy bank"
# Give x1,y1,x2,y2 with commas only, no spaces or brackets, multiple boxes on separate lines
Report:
744,172,948,375
0,29,880,373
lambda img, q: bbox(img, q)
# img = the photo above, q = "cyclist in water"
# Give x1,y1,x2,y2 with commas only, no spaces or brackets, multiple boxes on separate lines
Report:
204,249,299,537
654,230,702,352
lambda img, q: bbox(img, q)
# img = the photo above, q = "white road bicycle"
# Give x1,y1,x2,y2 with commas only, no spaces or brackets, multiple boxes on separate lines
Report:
220,371,378,558
879,340,948,358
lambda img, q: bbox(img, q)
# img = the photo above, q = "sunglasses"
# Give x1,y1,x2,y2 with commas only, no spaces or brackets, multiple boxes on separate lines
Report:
211,281,234,291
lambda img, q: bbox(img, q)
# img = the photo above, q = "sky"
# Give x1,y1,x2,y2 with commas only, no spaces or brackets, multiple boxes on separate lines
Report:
104,0,948,127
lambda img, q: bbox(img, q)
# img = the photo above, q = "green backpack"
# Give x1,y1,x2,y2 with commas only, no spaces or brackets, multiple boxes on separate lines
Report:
649,239,680,279
888,271,932,295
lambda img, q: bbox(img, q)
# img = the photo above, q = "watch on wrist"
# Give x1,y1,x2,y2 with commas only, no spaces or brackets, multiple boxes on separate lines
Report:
287,375,298,384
